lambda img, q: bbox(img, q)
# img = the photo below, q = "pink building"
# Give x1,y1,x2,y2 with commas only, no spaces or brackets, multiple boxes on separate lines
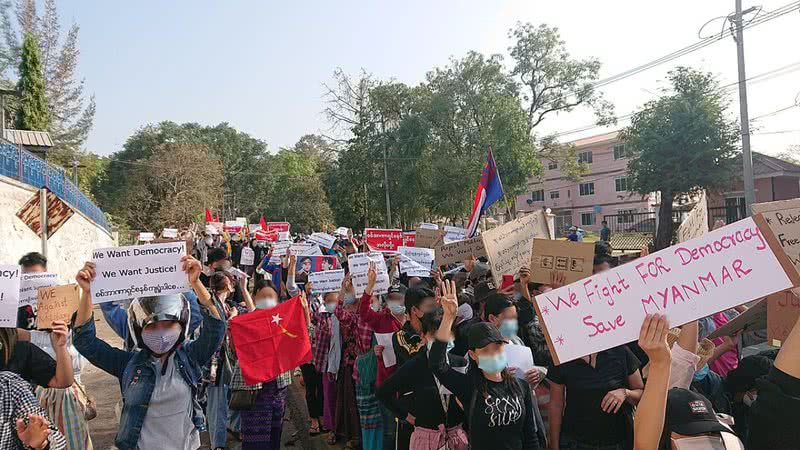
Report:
515,131,656,235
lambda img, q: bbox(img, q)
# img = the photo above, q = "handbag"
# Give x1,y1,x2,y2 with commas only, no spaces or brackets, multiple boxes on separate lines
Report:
229,389,259,411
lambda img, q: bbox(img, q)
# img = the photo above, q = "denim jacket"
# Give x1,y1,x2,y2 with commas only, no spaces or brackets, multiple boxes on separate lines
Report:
73,300,226,450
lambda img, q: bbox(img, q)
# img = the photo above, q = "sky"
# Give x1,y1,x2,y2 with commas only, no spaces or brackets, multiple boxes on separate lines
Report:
54,0,800,157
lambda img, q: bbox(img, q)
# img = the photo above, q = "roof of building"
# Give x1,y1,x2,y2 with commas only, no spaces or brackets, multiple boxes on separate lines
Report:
2,129,53,148
570,131,620,148
750,152,800,177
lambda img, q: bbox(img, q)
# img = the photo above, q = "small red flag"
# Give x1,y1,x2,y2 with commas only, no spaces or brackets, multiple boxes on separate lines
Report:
259,215,267,231
229,296,311,385
205,208,213,223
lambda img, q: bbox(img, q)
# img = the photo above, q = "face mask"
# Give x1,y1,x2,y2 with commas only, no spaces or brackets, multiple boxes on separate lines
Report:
344,293,356,305
256,297,278,310
324,302,337,313
742,391,757,407
388,301,406,315
141,326,181,354
499,319,518,338
693,364,710,382
204,237,213,245
478,351,508,374
370,303,382,312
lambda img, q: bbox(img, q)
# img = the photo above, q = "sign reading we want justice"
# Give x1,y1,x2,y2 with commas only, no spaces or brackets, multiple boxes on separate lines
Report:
534,217,800,364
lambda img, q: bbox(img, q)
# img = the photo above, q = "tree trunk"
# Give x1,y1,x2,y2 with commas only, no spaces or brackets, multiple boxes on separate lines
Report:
655,190,674,251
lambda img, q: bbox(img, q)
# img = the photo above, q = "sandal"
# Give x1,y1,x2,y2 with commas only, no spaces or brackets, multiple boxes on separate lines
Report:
325,432,337,445
309,424,321,436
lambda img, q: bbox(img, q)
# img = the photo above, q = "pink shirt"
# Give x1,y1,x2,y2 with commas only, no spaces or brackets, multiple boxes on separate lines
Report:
710,312,739,377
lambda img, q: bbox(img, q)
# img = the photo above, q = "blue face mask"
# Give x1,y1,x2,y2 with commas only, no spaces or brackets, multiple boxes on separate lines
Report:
478,351,508,374
388,301,406,315
343,292,357,305
324,302,337,313
693,364,710,382
499,319,518,338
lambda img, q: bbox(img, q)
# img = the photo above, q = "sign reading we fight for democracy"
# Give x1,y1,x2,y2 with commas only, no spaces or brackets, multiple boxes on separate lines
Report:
533,217,799,364
90,242,189,304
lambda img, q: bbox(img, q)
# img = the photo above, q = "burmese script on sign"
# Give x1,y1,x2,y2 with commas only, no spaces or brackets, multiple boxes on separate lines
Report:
534,217,795,364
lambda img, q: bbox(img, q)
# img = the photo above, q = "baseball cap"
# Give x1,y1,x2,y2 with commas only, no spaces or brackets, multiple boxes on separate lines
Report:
665,388,729,436
387,284,407,300
473,280,497,305
467,322,507,350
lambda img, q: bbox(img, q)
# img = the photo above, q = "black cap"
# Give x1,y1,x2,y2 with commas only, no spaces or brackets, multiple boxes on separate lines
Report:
665,388,729,436
207,248,229,265
474,280,497,304
467,322,507,350
725,355,772,394
387,284,407,299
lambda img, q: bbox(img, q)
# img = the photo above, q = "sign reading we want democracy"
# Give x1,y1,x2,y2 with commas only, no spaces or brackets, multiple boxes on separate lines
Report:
534,217,800,364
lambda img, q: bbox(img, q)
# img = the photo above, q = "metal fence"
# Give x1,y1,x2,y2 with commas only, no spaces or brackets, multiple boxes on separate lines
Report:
708,203,747,227
0,143,111,232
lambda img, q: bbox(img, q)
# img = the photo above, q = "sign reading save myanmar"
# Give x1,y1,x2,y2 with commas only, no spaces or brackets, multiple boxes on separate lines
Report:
364,228,403,252
533,217,799,364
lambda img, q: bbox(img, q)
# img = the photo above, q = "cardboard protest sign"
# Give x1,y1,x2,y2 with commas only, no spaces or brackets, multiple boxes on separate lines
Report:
309,270,345,294
398,246,435,275
267,222,291,233
435,235,487,266
415,227,445,249
752,199,800,294
0,265,20,326
162,228,179,239
295,256,338,275
403,231,416,247
138,232,155,242
706,298,768,340
19,272,58,307
676,191,709,243
365,228,403,252
534,217,797,364
90,242,189,304
348,252,390,295
767,291,800,346
482,210,550,286
443,226,466,243
530,239,594,285
240,247,255,266
307,232,336,249
36,284,80,330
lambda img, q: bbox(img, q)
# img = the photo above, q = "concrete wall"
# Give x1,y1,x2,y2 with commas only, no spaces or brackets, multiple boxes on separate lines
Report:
0,176,116,284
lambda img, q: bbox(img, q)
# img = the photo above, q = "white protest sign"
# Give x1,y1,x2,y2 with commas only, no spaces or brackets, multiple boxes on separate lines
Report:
19,272,58,307
676,191,709,243
375,332,397,368
348,252,390,295
240,247,255,266
138,232,155,242
443,226,466,243
292,243,322,256
0,265,20,326
308,232,336,249
419,223,439,230
335,227,350,237
235,217,247,226
533,217,798,364
269,241,291,264
278,231,291,241
398,246,435,275
505,344,534,379
435,236,487,266
90,242,190,304
482,210,550,286
162,228,179,239
309,270,345,294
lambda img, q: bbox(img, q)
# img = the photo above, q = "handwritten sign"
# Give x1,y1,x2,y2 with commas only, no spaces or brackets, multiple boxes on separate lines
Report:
398,246,435,273
162,228,179,239
36,284,80,330
348,252,390,295
443,226,467,243
308,270,345,294
267,222,291,233
676,191,708,243
19,272,58,307
533,217,797,364
365,228,403,252
481,210,549,286
90,242,189,304
0,265,20,326
138,232,155,242
767,291,800,346
403,231,416,247
435,236,487,266
752,199,800,293
530,239,594,285
415,227,444,249
240,247,255,266
307,232,336,249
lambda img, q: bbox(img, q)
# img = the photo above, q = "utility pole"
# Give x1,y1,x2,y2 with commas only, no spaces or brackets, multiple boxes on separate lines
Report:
382,141,392,228
72,159,79,185
734,0,756,216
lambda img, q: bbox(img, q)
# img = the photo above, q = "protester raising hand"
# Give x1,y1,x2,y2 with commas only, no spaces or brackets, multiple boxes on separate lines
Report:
439,279,458,319
75,262,96,327
548,270,566,289
181,255,220,319
365,261,377,295
633,314,671,450
519,266,531,301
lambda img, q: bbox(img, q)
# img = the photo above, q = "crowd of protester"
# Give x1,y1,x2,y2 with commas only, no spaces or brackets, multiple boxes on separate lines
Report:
1,222,799,450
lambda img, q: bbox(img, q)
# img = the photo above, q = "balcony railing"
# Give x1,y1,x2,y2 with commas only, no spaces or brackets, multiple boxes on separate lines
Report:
0,143,111,232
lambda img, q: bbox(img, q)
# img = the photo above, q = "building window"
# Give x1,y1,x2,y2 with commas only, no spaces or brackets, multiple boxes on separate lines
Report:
531,190,544,202
618,209,636,223
548,160,558,170
579,182,595,196
550,191,560,199
581,212,596,226
613,144,629,160
578,151,593,164
615,177,629,192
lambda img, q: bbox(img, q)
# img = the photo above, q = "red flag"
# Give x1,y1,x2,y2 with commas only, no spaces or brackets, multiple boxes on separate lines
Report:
205,208,213,223
259,215,267,231
229,296,311,385
214,214,220,223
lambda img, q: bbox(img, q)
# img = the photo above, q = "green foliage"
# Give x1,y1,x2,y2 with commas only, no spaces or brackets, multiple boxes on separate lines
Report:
15,33,49,131
621,67,739,249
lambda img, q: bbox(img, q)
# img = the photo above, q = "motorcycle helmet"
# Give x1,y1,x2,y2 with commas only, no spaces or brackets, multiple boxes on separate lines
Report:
127,293,191,352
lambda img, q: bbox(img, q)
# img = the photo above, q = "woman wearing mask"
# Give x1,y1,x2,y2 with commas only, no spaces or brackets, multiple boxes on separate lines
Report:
72,257,225,450
310,287,339,445
429,280,540,450
377,308,468,450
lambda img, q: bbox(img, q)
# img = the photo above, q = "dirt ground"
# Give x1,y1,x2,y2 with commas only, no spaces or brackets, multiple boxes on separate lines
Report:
82,307,340,450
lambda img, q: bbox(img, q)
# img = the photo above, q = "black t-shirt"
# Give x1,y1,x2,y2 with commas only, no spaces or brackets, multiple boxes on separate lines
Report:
1,341,57,387
547,346,640,445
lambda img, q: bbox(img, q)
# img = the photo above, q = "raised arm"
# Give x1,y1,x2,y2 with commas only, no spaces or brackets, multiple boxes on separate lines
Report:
633,314,671,450
427,280,471,402
182,255,220,320
357,262,380,325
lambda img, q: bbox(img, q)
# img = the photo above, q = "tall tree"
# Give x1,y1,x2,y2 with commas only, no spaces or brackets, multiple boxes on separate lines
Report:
15,32,47,130
621,67,739,250
265,148,334,233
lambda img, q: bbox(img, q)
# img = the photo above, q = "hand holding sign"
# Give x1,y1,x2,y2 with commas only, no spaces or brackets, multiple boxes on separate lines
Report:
49,320,69,349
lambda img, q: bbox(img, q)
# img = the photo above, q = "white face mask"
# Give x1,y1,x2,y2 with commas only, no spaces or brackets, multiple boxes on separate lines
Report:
255,297,278,310
205,237,214,245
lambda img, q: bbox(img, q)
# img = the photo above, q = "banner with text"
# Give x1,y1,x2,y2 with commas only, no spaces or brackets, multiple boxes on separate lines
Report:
435,236,487,267
365,228,403,252
398,246,435,277
0,265,20,326
533,217,797,364
403,231,416,247
267,222,291,233
307,232,336,249
482,210,550,286
752,199,800,297
348,252,390,295
443,226,467,243
309,270,346,294
414,227,444,249
19,272,58,307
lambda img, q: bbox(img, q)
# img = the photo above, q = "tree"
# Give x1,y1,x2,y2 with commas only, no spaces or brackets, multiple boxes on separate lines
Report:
15,32,48,130
621,67,739,250
265,148,334,233
776,145,800,165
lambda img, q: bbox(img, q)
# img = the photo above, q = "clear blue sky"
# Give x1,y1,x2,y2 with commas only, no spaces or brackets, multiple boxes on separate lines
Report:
57,0,800,156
